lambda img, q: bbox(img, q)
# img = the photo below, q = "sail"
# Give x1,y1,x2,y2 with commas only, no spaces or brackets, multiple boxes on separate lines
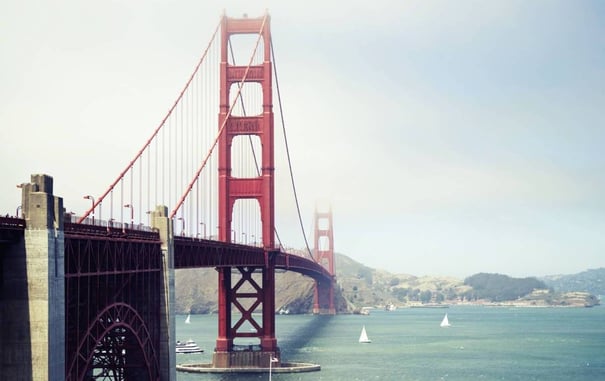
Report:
185,314,191,324
359,325,371,343
440,313,450,327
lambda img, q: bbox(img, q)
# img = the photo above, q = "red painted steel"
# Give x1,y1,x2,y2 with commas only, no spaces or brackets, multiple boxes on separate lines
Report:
313,208,336,314
64,226,162,380
57,221,333,378
216,13,279,353
76,20,223,225
173,236,333,281
217,13,274,248
1,11,343,376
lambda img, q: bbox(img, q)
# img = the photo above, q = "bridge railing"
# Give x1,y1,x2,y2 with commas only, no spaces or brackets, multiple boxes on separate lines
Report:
64,214,159,241
66,214,154,232
0,216,26,243
0,216,26,230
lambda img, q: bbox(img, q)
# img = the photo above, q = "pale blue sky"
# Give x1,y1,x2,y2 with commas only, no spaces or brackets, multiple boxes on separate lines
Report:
1,1,604,278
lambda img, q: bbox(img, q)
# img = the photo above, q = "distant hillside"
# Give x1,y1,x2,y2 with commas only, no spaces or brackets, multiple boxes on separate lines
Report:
463,273,547,302
334,253,468,310
174,253,466,314
174,254,601,314
175,268,318,315
541,268,605,296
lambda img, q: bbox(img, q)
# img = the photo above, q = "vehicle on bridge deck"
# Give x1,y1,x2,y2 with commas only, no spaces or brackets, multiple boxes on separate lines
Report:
176,340,203,354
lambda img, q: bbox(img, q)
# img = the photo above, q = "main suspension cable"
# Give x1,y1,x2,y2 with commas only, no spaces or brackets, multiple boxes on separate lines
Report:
77,18,222,224
170,13,269,218
270,39,314,261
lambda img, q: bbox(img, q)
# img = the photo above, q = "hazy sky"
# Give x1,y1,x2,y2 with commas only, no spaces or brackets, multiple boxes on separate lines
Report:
2,1,604,278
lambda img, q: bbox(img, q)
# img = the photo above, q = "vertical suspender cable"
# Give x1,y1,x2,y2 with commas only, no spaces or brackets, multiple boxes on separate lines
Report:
169,15,268,218
120,178,124,226
76,19,221,224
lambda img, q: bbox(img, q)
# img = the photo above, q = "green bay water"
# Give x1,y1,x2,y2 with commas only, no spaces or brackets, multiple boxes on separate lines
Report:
176,306,605,380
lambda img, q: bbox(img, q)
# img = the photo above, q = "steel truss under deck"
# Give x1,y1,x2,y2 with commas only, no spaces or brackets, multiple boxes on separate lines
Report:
64,225,162,381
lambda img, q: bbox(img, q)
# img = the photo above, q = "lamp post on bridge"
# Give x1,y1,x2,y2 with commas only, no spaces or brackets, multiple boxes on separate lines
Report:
83,195,95,225
242,232,247,245
16,205,22,218
269,355,279,381
178,217,185,236
123,204,134,231
200,222,206,239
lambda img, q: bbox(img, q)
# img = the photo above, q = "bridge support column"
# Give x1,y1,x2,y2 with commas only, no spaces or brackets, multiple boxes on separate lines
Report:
261,252,278,352
313,207,336,315
151,206,176,381
214,267,232,353
1,174,65,380
213,12,282,369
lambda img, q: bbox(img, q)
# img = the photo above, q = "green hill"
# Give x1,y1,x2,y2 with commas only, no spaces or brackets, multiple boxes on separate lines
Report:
174,253,601,314
541,268,605,296
463,273,547,302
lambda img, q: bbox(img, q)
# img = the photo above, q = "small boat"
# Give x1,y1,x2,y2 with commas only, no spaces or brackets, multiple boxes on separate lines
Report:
185,314,191,324
440,313,451,328
359,325,371,343
385,303,396,311
176,339,203,354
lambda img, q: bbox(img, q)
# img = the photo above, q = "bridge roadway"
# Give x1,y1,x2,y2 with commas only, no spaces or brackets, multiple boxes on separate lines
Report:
0,216,25,243
1,215,333,379
60,220,332,280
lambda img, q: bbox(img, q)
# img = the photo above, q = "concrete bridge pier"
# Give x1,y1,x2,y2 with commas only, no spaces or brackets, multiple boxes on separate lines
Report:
1,174,65,380
151,205,177,381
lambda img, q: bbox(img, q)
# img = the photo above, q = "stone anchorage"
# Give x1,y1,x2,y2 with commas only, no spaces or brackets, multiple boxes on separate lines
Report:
0,174,66,380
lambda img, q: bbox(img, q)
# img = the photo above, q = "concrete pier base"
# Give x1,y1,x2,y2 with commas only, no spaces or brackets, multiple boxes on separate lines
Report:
151,206,177,381
0,174,65,380
177,361,321,374
212,349,281,369
179,349,320,374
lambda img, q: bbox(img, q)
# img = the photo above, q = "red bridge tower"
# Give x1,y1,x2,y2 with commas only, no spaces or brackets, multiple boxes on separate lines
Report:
215,13,279,367
313,206,336,314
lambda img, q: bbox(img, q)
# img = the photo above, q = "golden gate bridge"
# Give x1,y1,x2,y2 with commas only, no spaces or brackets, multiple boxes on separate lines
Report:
0,11,336,380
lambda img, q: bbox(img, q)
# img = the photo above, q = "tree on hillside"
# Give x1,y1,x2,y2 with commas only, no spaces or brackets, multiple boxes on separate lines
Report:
420,290,432,303
435,293,445,303
464,273,547,302
356,266,373,285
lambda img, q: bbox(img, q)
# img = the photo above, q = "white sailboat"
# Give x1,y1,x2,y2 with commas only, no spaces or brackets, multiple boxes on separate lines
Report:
185,314,191,324
440,313,451,327
359,325,371,343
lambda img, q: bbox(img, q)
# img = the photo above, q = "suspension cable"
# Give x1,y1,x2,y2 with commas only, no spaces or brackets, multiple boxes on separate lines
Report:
170,13,269,218
228,38,287,249
76,18,222,224
270,39,315,261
